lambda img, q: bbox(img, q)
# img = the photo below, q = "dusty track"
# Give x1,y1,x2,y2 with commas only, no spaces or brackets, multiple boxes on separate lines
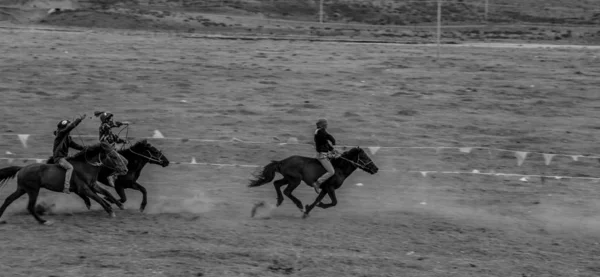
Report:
0,28,600,277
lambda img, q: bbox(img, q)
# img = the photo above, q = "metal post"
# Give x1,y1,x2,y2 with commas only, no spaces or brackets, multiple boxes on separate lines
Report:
436,0,441,61
319,0,324,24
484,0,489,22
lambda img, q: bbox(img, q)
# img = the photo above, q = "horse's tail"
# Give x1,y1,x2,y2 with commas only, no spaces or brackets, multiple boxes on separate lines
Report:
248,161,280,187
0,166,22,189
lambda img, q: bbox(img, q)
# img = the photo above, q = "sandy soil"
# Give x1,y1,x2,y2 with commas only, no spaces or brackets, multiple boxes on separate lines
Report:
1,28,600,277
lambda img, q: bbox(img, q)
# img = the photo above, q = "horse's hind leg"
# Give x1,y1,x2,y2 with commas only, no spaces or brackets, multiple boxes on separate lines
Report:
0,188,26,221
25,188,48,225
283,179,303,212
273,178,287,207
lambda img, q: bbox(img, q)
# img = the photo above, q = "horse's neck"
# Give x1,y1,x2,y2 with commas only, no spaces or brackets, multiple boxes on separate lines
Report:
333,157,358,177
122,149,149,172
71,158,101,181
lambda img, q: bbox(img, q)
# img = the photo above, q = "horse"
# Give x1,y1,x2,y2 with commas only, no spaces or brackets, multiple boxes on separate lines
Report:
86,139,170,212
248,146,379,218
0,142,129,225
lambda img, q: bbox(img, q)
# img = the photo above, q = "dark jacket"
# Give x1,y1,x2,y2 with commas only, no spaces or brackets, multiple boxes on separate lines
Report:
53,118,85,159
99,121,126,145
314,128,336,153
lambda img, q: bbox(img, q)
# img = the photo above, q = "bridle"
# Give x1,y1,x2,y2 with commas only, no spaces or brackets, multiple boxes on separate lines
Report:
127,145,165,164
337,151,374,171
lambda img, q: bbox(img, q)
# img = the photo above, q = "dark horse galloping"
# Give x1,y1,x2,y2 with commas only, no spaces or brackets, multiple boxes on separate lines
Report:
248,147,378,218
0,142,129,225
90,139,170,212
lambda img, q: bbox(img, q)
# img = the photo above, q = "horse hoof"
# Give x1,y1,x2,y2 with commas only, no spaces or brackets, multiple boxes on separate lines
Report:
86,205,91,210
110,212,116,218
139,208,145,213
302,213,309,219
43,220,54,226
118,205,125,210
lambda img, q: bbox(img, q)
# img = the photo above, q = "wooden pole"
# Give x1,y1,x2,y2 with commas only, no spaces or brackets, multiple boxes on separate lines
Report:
319,0,324,24
436,0,441,61
484,0,489,22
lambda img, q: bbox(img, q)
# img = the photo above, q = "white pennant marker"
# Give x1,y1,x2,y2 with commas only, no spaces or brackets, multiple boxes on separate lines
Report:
515,151,528,166
152,130,164,139
459,147,473,153
190,157,198,164
368,146,381,155
543,154,555,166
18,134,30,149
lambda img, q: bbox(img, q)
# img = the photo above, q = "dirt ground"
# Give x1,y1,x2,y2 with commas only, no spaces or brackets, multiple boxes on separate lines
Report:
1,27,600,277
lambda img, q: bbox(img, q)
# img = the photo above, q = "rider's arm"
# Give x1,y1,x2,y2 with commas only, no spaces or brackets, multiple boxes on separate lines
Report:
59,117,83,134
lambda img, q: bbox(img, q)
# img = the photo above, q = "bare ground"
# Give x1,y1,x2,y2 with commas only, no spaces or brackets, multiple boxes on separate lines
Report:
1,28,600,276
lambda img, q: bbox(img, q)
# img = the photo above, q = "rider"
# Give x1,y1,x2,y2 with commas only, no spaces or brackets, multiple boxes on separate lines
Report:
313,118,338,193
94,111,128,187
53,114,86,194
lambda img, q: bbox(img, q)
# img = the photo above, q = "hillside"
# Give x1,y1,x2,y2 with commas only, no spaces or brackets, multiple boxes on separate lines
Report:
2,0,599,43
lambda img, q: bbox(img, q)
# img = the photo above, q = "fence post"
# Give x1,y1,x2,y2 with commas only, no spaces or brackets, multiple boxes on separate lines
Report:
319,0,324,24
436,0,442,61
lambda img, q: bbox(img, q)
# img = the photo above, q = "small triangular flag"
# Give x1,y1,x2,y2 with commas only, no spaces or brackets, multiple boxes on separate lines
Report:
18,134,30,149
35,159,45,163
420,171,428,177
519,177,529,182
152,130,164,139
543,154,555,165
472,169,480,173
571,155,581,161
190,157,197,164
368,146,381,155
231,137,243,142
5,151,13,155
7,158,13,164
459,147,473,153
555,176,563,180
515,151,528,166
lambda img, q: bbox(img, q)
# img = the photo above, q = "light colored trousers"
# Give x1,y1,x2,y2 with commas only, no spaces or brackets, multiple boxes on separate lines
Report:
57,157,73,189
316,152,335,184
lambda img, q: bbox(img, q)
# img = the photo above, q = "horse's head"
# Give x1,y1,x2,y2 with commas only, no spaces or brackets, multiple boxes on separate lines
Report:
100,142,129,175
342,147,379,174
132,139,170,167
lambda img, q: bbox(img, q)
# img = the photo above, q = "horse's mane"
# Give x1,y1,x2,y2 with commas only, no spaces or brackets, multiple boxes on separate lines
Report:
119,139,148,154
67,143,107,162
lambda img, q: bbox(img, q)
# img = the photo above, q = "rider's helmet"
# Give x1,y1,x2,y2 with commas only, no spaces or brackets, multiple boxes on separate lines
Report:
57,120,71,130
95,111,113,123
316,118,328,129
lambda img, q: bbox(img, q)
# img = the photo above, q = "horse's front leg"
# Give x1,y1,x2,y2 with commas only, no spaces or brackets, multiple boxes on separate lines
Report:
303,187,329,219
74,192,92,210
81,183,115,218
316,187,338,209
94,181,124,210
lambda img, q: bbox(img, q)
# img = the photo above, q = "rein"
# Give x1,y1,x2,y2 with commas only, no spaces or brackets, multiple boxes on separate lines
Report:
127,146,164,164
337,153,373,171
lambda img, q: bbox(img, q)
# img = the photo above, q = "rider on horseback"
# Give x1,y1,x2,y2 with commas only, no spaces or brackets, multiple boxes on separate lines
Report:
313,118,339,193
52,114,86,194
94,111,127,188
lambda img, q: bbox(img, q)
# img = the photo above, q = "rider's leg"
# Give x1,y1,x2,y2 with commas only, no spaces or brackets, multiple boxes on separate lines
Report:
314,154,335,192
57,158,74,194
